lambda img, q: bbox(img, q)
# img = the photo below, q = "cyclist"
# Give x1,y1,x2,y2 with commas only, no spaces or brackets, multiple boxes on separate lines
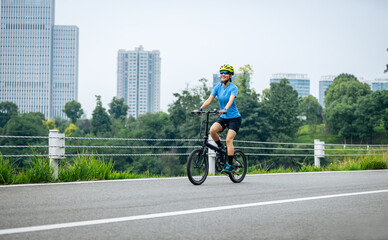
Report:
193,64,241,174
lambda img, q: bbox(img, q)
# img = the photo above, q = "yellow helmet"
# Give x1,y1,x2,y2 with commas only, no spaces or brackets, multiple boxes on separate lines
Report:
219,64,234,75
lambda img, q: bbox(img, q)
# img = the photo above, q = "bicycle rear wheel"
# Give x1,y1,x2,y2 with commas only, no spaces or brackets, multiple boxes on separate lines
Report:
229,149,247,183
187,149,208,185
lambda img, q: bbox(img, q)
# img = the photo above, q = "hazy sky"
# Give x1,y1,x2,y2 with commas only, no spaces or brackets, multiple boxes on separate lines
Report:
55,0,388,117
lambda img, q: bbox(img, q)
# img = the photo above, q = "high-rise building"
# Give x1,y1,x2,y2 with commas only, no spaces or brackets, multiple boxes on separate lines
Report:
371,78,388,91
52,26,79,119
319,75,336,107
117,46,161,118
270,73,310,98
0,0,79,120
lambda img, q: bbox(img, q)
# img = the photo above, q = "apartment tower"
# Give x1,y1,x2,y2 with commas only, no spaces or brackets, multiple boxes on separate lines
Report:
117,46,161,118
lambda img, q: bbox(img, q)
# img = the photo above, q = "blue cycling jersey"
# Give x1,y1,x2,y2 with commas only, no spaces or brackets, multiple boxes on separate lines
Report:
211,82,241,119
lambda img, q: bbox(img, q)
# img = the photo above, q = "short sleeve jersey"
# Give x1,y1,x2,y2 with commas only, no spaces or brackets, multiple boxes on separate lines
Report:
211,82,241,119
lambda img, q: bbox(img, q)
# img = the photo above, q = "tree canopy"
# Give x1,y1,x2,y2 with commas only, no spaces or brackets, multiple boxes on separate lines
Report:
0,101,18,128
63,100,84,124
108,97,129,119
1,67,387,174
324,74,372,140
324,73,371,107
3,112,48,148
263,78,301,141
91,95,111,135
234,65,271,141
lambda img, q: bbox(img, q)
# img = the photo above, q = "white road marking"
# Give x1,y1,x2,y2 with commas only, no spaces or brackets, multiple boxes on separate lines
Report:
1,189,388,235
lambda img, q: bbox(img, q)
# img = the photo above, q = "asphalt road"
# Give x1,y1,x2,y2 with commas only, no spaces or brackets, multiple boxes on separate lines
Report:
1,170,388,240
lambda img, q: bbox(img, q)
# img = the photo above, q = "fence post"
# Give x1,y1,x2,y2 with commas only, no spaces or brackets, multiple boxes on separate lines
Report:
208,134,216,176
49,130,65,179
314,139,325,167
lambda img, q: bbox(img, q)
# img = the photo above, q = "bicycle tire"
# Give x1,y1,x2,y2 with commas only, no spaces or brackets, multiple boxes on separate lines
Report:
229,149,247,183
187,149,208,185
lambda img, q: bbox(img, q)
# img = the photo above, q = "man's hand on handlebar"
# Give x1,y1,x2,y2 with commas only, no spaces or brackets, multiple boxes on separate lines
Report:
191,109,219,115
192,109,202,114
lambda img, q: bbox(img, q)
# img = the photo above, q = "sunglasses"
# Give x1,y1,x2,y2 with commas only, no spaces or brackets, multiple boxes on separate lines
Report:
220,71,230,75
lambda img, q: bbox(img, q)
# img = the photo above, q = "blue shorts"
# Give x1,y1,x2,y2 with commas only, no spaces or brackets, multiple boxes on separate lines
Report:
216,117,242,133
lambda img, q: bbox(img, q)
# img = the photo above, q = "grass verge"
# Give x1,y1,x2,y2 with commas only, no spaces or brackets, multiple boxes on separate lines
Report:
0,154,163,184
1,152,387,184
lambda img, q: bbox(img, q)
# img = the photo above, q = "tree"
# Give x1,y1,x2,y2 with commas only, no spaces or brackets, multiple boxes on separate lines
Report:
369,90,388,132
324,73,371,108
234,65,271,141
63,100,84,124
64,123,78,136
3,112,48,152
234,64,252,93
4,112,47,137
0,101,18,128
300,95,323,137
108,97,129,119
263,79,301,141
42,120,57,130
168,78,217,139
2,112,48,168
76,119,91,135
91,95,111,135
300,95,322,124
353,94,378,140
130,112,173,139
324,73,372,141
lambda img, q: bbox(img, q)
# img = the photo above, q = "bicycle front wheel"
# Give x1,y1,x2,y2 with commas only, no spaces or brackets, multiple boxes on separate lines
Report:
187,149,208,185
229,149,247,183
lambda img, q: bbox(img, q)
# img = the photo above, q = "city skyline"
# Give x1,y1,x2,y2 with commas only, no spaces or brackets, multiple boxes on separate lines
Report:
0,0,79,119
6,0,388,118
53,0,387,118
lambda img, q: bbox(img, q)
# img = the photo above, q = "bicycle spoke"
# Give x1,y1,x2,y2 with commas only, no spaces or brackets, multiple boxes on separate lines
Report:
187,149,208,185
229,150,247,183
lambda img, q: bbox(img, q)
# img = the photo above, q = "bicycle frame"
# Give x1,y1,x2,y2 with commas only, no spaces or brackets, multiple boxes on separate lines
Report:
197,109,221,154
188,109,247,184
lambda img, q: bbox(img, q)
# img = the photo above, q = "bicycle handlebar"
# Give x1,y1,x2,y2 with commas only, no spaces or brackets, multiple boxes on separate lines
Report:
191,109,219,115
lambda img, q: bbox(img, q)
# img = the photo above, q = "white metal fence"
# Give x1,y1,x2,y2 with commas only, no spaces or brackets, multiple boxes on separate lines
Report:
0,130,387,178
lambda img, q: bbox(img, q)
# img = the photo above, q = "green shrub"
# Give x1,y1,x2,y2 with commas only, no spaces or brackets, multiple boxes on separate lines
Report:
299,151,388,172
360,155,387,170
25,157,54,183
59,155,114,182
0,156,14,184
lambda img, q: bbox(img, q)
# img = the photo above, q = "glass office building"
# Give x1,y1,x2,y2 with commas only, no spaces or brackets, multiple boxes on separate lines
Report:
371,78,388,91
117,46,161,118
51,26,79,119
319,75,336,107
0,0,79,119
270,73,310,98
